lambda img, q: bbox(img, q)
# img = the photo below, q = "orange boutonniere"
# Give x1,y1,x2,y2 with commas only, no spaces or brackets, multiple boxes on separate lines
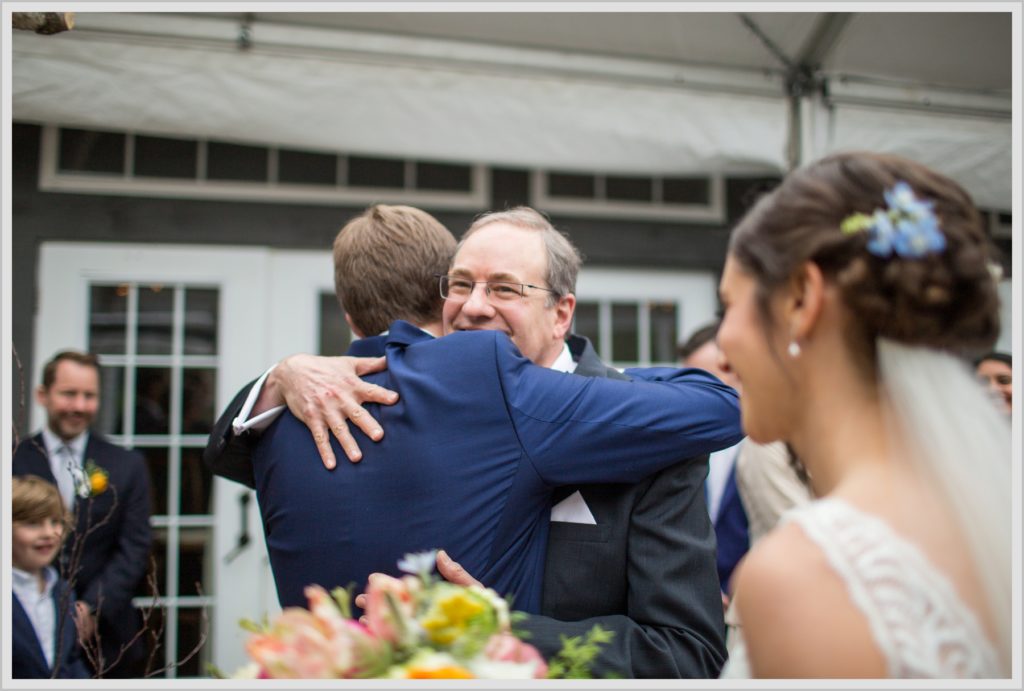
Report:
83,459,109,496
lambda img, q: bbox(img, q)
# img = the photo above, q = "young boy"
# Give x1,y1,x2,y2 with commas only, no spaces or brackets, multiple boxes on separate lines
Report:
11,475,90,678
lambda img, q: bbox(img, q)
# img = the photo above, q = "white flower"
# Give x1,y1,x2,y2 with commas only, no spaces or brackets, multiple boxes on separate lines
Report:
397,550,438,576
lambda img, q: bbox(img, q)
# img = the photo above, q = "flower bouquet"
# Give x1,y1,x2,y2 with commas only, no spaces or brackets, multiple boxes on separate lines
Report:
225,550,609,679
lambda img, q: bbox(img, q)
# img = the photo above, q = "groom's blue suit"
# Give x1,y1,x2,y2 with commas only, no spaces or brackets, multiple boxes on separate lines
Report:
253,321,742,614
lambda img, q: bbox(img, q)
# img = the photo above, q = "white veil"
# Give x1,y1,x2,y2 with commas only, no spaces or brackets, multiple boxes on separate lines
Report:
877,338,1012,673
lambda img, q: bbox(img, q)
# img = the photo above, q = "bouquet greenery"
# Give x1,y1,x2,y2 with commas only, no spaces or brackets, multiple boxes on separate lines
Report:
225,550,610,679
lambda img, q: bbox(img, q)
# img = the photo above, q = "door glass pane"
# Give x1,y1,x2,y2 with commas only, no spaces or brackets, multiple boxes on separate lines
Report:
573,302,600,356
649,302,678,363
142,446,169,517
181,368,216,435
176,607,207,677
138,285,174,354
611,302,639,362
89,284,128,354
184,288,218,355
178,527,213,597
179,448,213,516
96,365,125,436
135,367,171,435
319,292,351,356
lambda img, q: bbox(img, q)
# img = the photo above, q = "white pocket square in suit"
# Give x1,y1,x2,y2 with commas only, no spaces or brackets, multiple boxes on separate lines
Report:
550,490,596,524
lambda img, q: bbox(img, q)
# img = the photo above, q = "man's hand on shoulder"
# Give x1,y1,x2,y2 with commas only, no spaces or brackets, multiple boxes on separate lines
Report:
267,353,398,468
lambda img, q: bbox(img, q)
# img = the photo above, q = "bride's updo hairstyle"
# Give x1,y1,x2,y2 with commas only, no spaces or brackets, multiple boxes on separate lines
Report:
729,151,1000,368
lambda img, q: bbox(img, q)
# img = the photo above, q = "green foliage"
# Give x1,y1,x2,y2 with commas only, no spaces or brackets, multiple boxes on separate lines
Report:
545,625,614,679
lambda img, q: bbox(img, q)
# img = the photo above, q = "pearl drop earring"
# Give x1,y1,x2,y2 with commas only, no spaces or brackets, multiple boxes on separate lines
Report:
788,341,801,358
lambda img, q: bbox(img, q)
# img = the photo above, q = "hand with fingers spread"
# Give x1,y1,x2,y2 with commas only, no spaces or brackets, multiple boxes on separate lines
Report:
264,353,398,468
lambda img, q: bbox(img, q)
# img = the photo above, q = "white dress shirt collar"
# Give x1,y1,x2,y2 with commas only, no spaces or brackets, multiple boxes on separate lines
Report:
549,342,577,374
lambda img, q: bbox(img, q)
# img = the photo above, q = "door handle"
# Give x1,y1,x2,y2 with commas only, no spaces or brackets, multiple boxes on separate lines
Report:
224,491,252,564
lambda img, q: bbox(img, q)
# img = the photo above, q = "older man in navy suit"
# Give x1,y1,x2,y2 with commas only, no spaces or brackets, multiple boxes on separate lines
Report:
13,351,153,678
206,206,736,677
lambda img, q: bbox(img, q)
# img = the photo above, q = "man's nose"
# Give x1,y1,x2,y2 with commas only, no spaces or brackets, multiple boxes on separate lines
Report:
460,283,495,316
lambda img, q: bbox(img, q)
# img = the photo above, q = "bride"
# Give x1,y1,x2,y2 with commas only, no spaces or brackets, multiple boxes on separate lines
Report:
716,151,1011,677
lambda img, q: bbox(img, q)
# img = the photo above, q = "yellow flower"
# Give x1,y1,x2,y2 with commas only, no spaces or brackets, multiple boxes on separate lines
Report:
420,589,488,646
406,665,475,679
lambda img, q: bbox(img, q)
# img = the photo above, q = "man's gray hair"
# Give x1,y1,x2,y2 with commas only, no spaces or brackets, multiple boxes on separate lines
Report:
458,207,582,306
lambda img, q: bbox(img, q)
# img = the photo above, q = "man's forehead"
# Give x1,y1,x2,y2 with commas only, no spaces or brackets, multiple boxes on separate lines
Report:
450,224,546,281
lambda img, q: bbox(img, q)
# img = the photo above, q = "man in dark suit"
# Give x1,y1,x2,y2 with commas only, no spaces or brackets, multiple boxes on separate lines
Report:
13,351,153,678
206,205,734,677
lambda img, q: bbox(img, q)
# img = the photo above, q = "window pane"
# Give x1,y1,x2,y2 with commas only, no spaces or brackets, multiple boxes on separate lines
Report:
278,148,337,186
134,135,197,179
178,527,213,598
135,367,171,435
176,606,207,677
140,527,168,596
179,447,213,515
137,605,167,675
184,288,218,355
89,284,129,355
606,175,653,202
611,303,639,362
181,368,216,435
573,302,601,359
141,446,169,517
649,302,678,363
59,128,125,174
348,155,404,188
138,285,174,355
663,177,710,205
548,172,595,198
319,292,351,356
206,141,268,182
96,365,125,436
415,161,472,191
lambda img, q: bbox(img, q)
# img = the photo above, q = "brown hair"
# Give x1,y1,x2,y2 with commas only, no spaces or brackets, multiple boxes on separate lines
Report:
41,351,100,389
12,475,70,529
332,205,456,336
729,152,1000,371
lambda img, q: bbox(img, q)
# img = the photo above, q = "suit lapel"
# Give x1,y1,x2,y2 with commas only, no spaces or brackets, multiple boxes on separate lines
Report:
12,592,50,675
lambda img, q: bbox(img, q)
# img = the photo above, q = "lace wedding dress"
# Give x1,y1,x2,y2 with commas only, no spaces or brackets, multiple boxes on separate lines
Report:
721,497,1002,678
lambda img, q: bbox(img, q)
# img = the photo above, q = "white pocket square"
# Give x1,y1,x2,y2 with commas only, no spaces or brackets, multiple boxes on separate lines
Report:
550,490,597,525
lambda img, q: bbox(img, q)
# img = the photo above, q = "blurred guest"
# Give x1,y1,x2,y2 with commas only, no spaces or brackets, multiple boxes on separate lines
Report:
13,351,153,678
974,351,1011,414
678,323,748,599
11,475,91,679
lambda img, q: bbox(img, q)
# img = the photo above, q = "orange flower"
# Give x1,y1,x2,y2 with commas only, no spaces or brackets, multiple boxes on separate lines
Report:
406,665,475,679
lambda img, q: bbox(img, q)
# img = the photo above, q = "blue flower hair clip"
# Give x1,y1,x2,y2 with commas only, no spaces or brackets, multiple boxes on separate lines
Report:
840,181,946,259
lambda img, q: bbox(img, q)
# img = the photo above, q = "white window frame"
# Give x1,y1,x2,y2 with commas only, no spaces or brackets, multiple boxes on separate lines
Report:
37,125,489,210
532,170,726,223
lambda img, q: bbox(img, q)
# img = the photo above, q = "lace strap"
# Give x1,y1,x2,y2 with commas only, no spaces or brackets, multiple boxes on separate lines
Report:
782,498,1001,678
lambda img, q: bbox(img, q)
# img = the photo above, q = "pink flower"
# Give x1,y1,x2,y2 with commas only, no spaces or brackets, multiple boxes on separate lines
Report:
363,573,418,645
484,632,549,678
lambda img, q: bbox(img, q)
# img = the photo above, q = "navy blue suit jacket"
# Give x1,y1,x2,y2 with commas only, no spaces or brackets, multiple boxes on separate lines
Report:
252,321,742,614
12,433,152,676
713,463,749,594
11,577,91,678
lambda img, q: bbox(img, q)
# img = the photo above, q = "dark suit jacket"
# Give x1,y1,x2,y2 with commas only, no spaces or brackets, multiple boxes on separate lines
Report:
13,433,153,677
712,462,749,594
11,577,91,678
249,322,740,614
519,335,728,678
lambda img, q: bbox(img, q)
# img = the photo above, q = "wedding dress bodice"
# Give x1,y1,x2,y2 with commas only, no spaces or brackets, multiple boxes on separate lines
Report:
721,497,1002,678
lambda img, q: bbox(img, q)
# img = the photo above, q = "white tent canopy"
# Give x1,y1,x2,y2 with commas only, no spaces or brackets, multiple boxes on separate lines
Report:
11,9,1013,209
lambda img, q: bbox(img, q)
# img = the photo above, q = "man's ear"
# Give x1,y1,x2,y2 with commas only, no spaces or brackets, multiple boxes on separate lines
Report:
553,294,576,340
786,261,825,343
343,312,365,340
35,384,48,407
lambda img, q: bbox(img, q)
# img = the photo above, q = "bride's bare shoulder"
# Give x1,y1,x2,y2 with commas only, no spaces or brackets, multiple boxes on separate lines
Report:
734,521,887,677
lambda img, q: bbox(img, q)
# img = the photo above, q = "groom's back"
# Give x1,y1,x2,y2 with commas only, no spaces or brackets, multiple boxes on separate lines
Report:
251,326,553,612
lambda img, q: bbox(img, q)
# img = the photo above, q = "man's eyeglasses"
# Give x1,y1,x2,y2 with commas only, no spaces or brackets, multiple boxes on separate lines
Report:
437,274,559,303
